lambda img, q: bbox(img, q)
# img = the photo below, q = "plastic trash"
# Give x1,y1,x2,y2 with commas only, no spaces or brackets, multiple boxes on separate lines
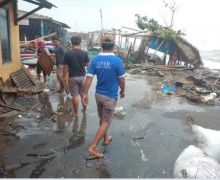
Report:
202,92,217,102
173,145,220,178
192,124,220,163
114,106,125,116
162,84,177,93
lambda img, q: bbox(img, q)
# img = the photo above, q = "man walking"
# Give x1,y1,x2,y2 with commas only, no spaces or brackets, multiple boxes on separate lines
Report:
63,36,89,117
82,35,126,158
52,36,66,94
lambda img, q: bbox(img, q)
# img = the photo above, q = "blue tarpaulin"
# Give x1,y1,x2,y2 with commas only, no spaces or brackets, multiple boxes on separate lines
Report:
149,36,177,55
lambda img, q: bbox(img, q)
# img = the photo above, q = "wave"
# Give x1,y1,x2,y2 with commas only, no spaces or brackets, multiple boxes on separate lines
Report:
200,49,220,69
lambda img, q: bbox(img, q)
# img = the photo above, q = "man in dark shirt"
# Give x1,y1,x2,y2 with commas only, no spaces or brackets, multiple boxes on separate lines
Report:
52,36,66,94
63,36,89,118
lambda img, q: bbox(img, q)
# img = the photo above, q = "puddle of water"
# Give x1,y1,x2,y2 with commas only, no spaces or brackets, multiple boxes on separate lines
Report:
2,75,220,178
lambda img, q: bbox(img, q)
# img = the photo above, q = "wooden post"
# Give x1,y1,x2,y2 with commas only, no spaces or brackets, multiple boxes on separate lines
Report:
40,20,44,37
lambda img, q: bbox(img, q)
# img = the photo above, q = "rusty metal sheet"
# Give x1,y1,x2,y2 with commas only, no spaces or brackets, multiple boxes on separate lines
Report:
38,51,55,76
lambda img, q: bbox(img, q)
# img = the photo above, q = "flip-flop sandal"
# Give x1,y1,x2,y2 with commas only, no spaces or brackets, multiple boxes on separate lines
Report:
81,109,87,114
88,149,104,158
103,136,112,145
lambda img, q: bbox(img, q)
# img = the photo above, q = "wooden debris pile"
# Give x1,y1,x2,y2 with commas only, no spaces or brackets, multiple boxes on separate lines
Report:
127,64,220,104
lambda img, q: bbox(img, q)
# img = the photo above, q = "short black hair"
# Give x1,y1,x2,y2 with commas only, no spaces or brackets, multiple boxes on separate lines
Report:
51,35,60,41
101,42,114,50
101,35,115,50
71,36,81,45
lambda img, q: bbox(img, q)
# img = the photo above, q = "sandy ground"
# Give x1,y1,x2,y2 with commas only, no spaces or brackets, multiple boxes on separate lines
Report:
0,74,220,178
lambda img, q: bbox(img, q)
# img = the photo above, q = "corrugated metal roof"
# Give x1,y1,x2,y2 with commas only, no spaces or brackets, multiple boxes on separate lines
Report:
10,69,35,89
18,10,70,28
24,0,57,9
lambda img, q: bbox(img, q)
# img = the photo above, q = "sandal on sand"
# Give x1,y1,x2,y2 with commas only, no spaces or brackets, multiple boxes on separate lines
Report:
103,136,112,145
88,149,104,158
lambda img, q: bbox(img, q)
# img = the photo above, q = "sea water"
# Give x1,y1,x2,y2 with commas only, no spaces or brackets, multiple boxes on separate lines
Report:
201,50,220,69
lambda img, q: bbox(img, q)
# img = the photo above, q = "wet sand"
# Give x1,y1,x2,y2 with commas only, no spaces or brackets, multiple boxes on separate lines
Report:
0,75,220,178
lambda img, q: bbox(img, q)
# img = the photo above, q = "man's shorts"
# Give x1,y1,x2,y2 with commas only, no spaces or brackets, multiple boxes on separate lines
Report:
69,76,85,97
95,93,117,125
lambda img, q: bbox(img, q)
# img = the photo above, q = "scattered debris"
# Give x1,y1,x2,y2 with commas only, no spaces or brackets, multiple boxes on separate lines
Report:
0,129,18,137
27,152,55,158
0,110,19,119
127,64,220,105
140,150,148,162
162,84,177,94
114,106,126,116
201,92,217,102
132,129,151,141
0,103,25,112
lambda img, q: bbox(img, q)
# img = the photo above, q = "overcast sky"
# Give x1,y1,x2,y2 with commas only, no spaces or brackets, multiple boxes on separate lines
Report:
18,0,220,51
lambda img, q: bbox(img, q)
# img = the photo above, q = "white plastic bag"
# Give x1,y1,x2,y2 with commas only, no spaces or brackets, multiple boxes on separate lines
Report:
192,125,220,162
114,106,125,116
173,145,220,178
202,92,217,102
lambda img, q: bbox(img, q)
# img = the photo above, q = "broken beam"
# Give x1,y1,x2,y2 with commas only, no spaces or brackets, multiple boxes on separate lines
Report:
0,0,13,8
0,103,25,112
17,5,43,22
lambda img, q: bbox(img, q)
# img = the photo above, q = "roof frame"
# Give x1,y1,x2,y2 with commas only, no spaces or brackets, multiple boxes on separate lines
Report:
17,0,56,23
0,0,13,8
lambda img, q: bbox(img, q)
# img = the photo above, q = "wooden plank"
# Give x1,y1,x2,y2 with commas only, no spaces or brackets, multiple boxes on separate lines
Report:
0,0,13,8
0,85,18,93
0,110,19,118
0,93,16,105
0,103,24,112
38,50,55,76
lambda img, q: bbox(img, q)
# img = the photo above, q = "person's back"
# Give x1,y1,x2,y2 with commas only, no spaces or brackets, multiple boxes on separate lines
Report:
64,48,88,78
83,35,125,158
63,35,89,118
88,53,124,99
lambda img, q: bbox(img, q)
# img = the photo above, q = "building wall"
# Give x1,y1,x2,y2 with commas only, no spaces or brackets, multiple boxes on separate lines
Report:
0,1,21,82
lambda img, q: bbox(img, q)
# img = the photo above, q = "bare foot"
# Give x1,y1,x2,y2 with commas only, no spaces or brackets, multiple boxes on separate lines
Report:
88,146,104,158
103,136,112,145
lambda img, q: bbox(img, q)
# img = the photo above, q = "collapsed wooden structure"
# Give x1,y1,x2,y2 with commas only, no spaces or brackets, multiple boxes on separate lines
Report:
87,29,203,68
122,32,203,68
0,0,56,107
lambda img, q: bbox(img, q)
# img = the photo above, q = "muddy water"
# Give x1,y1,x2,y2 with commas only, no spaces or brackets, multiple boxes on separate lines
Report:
1,75,220,178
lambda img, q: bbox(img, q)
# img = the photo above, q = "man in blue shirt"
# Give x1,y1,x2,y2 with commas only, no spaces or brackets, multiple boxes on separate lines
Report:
83,35,126,158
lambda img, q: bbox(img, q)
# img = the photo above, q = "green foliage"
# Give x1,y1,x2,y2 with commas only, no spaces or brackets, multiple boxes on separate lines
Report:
135,14,160,32
135,14,182,41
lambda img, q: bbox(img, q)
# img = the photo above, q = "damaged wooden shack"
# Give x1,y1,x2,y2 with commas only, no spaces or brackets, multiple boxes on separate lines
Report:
122,32,219,104
118,31,203,68
0,0,56,110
